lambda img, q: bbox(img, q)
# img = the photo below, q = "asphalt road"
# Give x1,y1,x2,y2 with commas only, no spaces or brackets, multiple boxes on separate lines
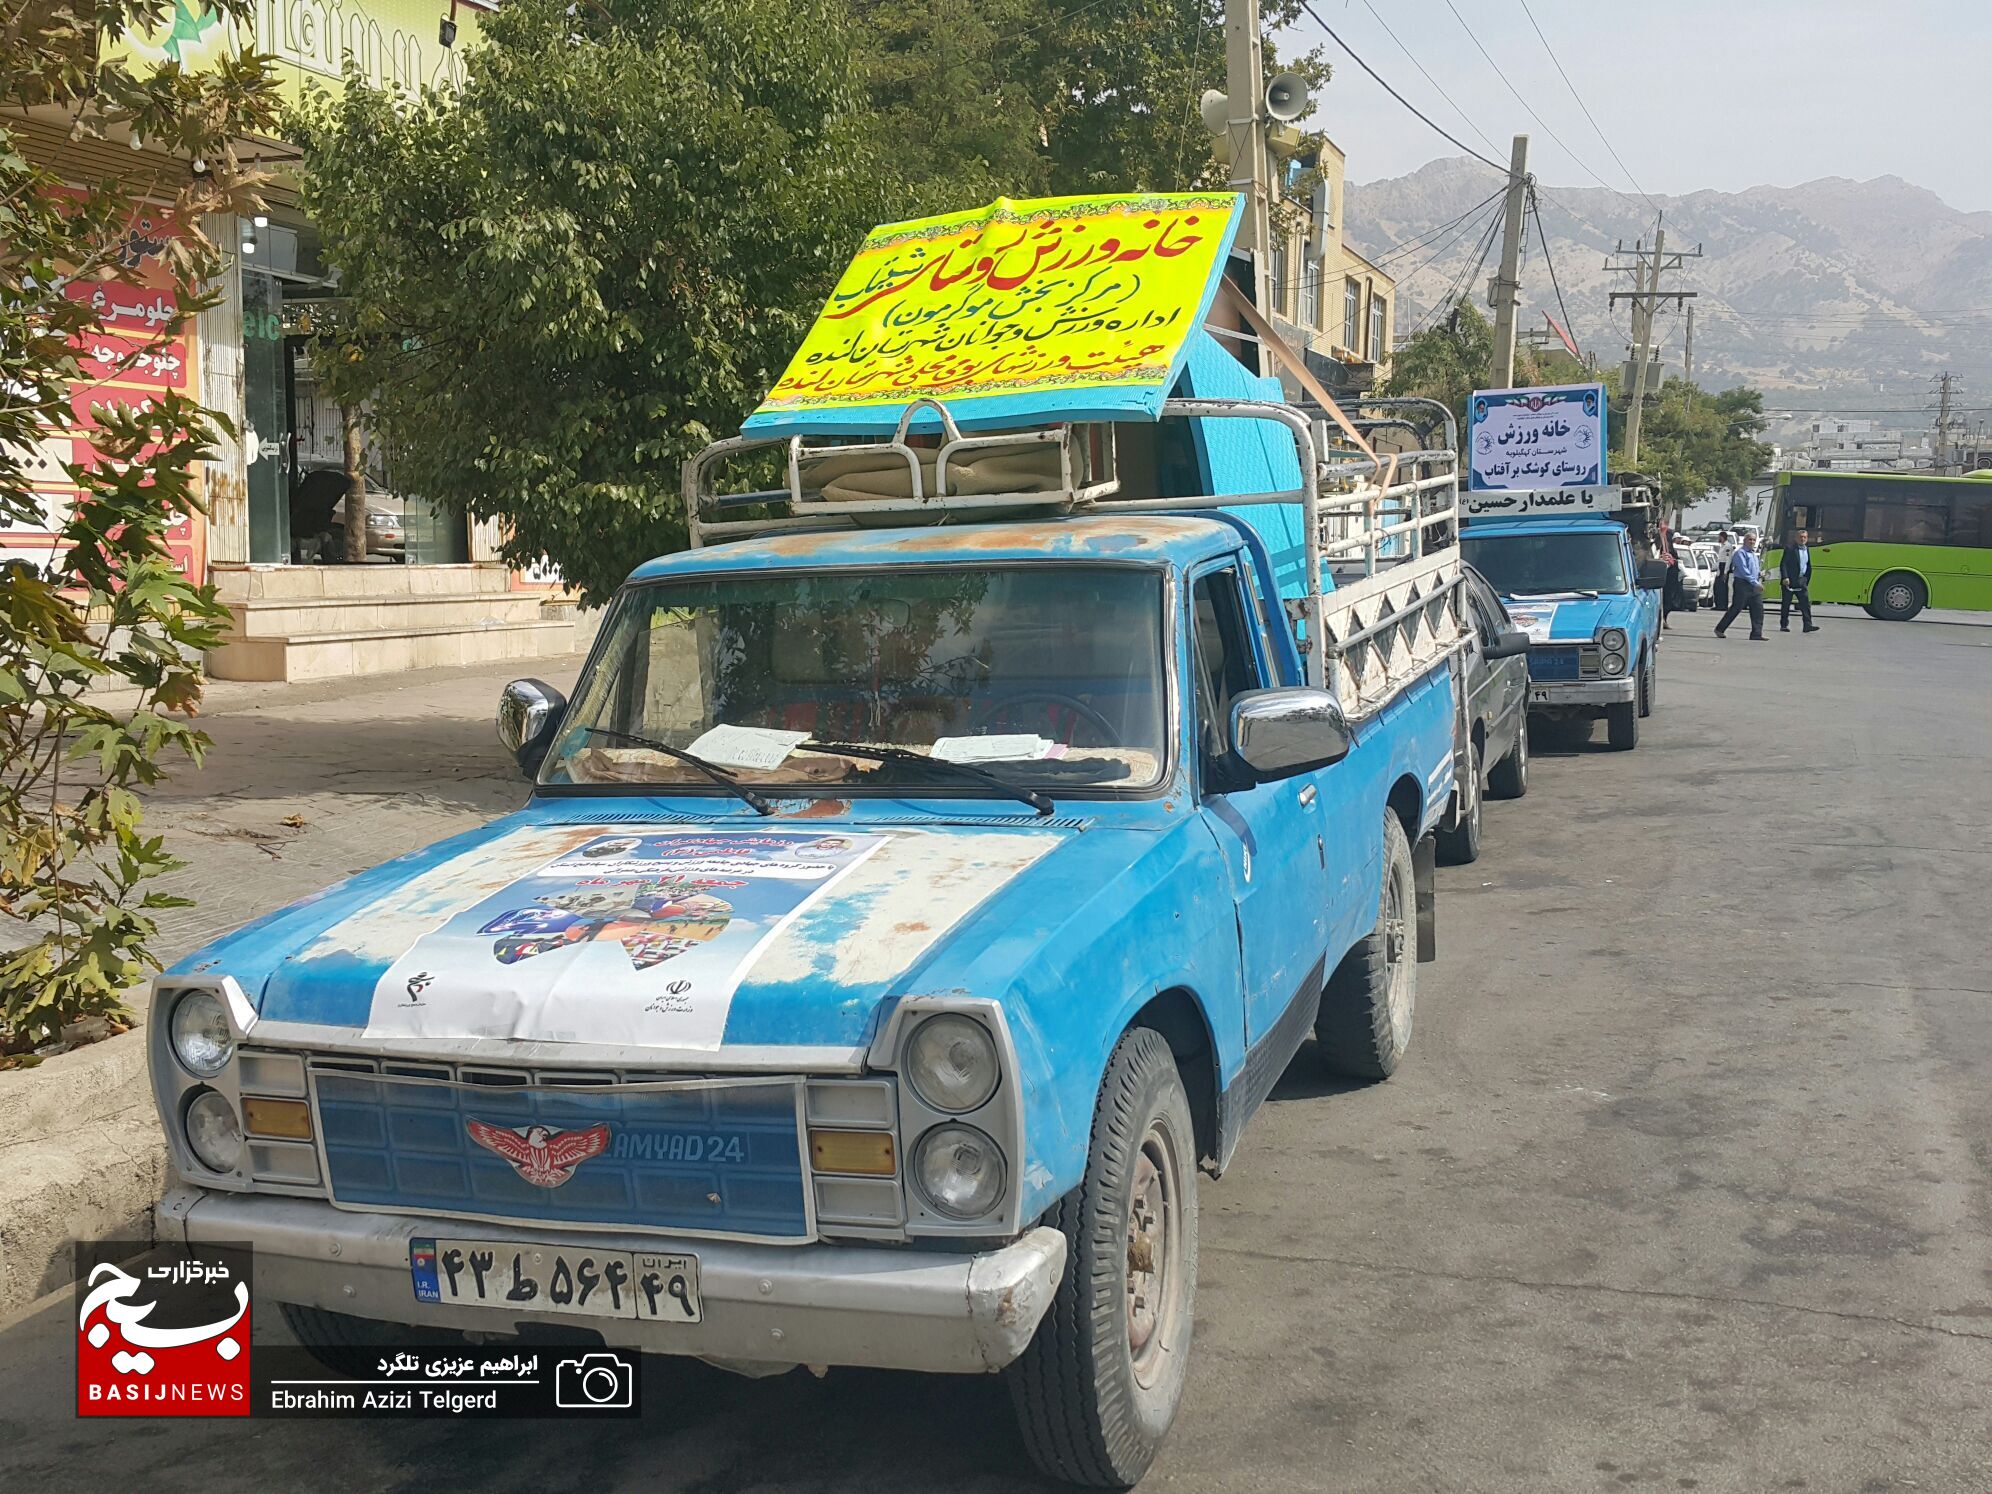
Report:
4,605,1989,1492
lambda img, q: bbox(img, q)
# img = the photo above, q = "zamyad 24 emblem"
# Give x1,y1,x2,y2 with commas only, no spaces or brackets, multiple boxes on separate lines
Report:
467,1120,612,1188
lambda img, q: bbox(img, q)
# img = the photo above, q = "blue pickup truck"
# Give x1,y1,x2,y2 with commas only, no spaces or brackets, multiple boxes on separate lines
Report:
1461,509,1665,750
147,395,1465,1485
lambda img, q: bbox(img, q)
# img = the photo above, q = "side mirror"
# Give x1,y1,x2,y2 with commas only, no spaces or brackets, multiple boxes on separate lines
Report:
497,677,567,779
1636,559,1668,590
1482,628,1530,660
1228,687,1352,780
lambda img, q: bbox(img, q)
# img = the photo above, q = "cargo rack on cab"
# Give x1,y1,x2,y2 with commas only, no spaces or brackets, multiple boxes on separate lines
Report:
684,395,1468,718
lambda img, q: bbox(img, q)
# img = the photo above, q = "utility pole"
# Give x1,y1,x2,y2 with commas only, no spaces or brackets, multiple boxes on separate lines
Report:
1683,303,1694,387
1931,371,1961,475
1224,0,1271,373
1606,217,1703,468
1488,134,1531,390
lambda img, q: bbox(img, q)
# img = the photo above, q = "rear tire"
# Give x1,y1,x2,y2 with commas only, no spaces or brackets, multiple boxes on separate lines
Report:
1316,812,1416,1080
1435,738,1482,866
1487,715,1528,800
1008,1027,1198,1489
1869,571,1926,622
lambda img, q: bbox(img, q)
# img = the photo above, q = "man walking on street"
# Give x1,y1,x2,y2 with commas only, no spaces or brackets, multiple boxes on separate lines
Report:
1715,531,1766,640
1781,528,1821,633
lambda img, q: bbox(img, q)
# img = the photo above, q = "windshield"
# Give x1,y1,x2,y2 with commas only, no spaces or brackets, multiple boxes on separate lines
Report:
1462,531,1629,596
541,565,1169,793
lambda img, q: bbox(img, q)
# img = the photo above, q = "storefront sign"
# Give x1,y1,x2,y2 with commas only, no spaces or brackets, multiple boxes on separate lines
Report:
104,0,491,104
1461,485,1622,517
1467,382,1608,491
745,192,1243,435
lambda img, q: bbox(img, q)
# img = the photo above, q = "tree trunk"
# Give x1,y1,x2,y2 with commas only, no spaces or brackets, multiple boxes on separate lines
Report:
342,407,368,564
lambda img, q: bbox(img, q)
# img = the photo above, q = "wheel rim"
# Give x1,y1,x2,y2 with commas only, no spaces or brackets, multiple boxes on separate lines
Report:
1517,722,1528,780
1883,581,1914,612
1383,861,1412,1046
1125,1121,1184,1390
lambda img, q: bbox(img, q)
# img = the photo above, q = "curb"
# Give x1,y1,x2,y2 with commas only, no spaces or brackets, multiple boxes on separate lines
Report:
0,1027,166,1316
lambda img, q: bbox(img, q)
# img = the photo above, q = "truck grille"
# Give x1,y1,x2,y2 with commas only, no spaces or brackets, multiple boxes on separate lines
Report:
308,1056,811,1241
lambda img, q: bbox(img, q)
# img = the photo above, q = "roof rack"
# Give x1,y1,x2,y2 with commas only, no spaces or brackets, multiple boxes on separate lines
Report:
683,394,1467,712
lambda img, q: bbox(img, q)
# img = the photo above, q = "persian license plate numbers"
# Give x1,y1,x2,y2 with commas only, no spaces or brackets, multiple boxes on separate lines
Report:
412,1238,701,1323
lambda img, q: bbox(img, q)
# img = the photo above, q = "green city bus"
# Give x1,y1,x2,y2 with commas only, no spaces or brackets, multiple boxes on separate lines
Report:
1766,470,1992,620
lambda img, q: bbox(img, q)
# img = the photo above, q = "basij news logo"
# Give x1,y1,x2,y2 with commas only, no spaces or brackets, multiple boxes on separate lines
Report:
75,1242,253,1417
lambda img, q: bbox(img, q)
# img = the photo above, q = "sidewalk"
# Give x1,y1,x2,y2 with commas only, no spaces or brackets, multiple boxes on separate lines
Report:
142,651,592,965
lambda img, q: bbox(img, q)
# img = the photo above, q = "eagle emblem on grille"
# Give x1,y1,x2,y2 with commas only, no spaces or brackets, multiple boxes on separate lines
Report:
466,1120,612,1188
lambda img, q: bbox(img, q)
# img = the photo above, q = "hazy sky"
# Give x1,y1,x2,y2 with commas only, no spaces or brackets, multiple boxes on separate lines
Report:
1292,0,1992,210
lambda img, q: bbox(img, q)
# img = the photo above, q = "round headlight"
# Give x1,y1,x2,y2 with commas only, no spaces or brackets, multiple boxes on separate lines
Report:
170,990,234,1077
912,1124,1007,1219
184,1089,245,1174
1599,627,1628,654
905,1014,999,1114
1602,653,1627,677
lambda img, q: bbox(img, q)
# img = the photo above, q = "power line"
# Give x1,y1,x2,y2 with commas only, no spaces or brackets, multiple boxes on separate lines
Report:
1296,0,1507,175
1413,202,1504,336
1395,194,1507,307
1367,186,1509,268
1515,0,1656,210
1354,0,1504,160
1528,186,1582,359
1439,0,1648,218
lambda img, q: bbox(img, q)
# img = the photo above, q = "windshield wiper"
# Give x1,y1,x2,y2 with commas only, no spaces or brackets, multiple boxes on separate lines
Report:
1511,589,1599,599
580,726,775,816
799,740,1054,817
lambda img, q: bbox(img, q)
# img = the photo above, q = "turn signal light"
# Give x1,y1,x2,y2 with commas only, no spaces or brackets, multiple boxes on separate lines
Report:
242,1096,313,1140
809,1128,896,1177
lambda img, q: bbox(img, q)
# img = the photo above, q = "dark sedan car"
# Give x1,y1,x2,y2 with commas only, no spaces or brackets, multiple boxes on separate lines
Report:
1437,565,1532,864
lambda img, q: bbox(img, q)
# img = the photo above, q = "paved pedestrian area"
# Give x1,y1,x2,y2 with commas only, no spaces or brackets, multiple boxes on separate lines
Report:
2,606,1988,1492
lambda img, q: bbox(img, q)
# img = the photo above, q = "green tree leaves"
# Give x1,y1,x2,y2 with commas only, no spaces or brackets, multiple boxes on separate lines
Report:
1,0,271,1053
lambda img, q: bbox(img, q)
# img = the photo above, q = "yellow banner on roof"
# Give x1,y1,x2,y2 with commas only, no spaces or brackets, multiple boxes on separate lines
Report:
744,192,1244,436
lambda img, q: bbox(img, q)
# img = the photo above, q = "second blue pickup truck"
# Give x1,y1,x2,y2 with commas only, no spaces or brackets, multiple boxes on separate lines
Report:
1461,509,1665,750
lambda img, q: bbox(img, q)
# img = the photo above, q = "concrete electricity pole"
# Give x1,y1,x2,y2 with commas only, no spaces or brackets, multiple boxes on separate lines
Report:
1606,218,1703,468
1931,371,1961,474
1224,0,1272,372
1488,134,1531,390
1683,303,1694,388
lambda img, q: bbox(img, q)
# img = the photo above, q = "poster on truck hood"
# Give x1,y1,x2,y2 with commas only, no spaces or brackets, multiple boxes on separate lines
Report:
365,830,888,1049
1468,382,1608,491
743,192,1242,437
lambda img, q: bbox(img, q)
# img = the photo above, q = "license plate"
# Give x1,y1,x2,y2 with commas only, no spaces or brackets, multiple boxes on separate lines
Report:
1528,685,1558,703
411,1238,701,1323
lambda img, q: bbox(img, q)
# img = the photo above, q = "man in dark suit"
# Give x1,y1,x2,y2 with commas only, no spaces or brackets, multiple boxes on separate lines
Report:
1780,528,1821,633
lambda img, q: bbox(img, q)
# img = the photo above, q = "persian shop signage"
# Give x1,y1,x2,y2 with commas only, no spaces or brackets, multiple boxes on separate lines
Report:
109,0,490,104
745,192,1243,436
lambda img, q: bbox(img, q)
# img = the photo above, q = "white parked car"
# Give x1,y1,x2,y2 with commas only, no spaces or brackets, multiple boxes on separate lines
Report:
1674,544,1716,609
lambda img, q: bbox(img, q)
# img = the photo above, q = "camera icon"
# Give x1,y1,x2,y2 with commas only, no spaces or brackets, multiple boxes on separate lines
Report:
554,1352,633,1410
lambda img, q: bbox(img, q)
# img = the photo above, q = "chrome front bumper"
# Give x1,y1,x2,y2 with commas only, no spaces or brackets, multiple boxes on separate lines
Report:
1526,678,1636,708
159,1186,1066,1374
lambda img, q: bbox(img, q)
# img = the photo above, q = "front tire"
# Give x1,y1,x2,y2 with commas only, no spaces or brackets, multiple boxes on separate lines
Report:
1607,664,1643,750
1316,812,1416,1079
1008,1027,1198,1489
1436,737,1482,865
1487,714,1528,799
1869,571,1926,622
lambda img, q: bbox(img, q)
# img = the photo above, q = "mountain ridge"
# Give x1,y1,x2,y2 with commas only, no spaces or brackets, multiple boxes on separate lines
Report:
1345,159,1992,438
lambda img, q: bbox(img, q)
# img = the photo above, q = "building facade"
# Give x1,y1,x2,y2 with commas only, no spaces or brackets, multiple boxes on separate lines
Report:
14,0,579,681
1264,138,1397,395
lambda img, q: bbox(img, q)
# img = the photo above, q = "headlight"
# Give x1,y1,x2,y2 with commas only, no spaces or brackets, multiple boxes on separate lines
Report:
170,990,235,1077
912,1124,1006,1219
184,1089,246,1174
1602,653,1627,677
904,1014,999,1114
1600,627,1628,654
